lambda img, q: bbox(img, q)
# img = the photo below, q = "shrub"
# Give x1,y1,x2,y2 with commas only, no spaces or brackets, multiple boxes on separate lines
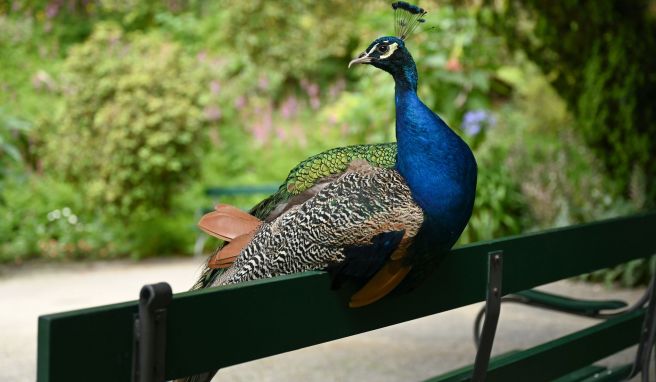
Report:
0,109,31,187
0,175,112,263
481,0,656,206
201,0,363,79
43,23,210,219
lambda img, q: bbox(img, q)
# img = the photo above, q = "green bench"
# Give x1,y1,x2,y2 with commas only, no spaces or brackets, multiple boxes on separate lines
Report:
37,212,656,381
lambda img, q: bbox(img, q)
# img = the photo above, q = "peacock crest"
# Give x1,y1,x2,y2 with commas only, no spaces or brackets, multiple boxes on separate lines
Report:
392,1,427,40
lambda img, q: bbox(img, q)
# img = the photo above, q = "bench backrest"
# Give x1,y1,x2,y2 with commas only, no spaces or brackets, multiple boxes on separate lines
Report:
37,212,656,381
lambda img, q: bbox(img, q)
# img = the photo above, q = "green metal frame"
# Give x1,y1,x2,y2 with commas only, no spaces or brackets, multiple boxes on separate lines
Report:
427,309,644,382
37,212,656,381
513,289,628,315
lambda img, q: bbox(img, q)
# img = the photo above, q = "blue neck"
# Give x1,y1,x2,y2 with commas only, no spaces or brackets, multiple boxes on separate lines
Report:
393,64,477,243
392,63,418,93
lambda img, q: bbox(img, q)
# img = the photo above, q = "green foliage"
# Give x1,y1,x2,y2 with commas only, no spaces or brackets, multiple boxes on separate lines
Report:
479,1,655,285
0,172,195,262
581,257,656,288
200,0,363,79
459,157,527,243
0,109,31,186
0,0,649,279
481,0,656,206
0,13,63,122
0,175,112,262
43,24,210,218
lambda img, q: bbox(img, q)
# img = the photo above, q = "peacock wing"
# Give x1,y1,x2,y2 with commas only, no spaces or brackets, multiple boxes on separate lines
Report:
281,161,424,307
193,143,398,290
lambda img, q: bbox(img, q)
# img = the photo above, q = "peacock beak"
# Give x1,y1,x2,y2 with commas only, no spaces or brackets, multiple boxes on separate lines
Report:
348,52,372,68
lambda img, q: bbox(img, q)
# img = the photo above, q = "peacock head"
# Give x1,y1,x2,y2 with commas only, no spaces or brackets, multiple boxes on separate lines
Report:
348,36,413,74
348,2,425,78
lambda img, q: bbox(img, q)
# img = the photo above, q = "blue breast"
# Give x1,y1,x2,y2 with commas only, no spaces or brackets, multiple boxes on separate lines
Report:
394,87,477,248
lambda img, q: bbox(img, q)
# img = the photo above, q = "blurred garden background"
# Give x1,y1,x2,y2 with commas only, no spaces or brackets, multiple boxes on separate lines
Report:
1,0,654,285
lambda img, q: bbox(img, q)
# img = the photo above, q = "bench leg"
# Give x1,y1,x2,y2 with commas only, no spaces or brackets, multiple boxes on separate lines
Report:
132,282,173,382
471,251,504,382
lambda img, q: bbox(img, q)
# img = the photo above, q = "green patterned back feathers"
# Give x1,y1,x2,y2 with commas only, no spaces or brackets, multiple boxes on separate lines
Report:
249,143,397,219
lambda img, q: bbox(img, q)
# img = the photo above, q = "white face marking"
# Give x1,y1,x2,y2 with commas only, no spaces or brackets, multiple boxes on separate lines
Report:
365,43,379,56
379,42,399,60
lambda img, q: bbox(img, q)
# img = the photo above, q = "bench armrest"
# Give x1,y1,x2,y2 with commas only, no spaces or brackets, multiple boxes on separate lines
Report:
512,289,628,316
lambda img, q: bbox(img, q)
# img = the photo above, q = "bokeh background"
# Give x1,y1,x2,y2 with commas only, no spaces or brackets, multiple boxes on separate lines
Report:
1,0,654,285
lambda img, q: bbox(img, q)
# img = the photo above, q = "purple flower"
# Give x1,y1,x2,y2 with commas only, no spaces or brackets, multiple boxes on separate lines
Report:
462,109,496,137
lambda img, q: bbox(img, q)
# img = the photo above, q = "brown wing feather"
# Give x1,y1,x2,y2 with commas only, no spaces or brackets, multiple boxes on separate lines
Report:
208,233,256,269
348,237,414,308
198,205,262,241
214,204,261,223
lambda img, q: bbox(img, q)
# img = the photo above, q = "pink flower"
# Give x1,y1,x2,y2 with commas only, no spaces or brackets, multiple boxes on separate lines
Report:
276,127,287,141
45,1,61,19
251,123,267,144
234,96,247,110
280,96,298,119
340,123,350,136
329,78,346,98
203,106,222,121
445,58,462,72
250,103,274,144
210,80,221,95
305,82,319,97
258,76,269,91
310,97,320,110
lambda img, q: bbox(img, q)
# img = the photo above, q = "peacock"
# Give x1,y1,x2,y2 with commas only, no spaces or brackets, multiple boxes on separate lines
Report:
182,3,476,380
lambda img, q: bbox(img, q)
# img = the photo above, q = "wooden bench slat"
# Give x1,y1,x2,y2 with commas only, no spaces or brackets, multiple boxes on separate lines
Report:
37,212,656,381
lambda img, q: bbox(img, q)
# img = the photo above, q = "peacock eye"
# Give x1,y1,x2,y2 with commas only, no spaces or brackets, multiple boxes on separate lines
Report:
378,45,389,53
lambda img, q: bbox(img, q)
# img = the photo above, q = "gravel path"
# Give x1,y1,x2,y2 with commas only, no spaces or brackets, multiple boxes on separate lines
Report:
0,257,647,381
